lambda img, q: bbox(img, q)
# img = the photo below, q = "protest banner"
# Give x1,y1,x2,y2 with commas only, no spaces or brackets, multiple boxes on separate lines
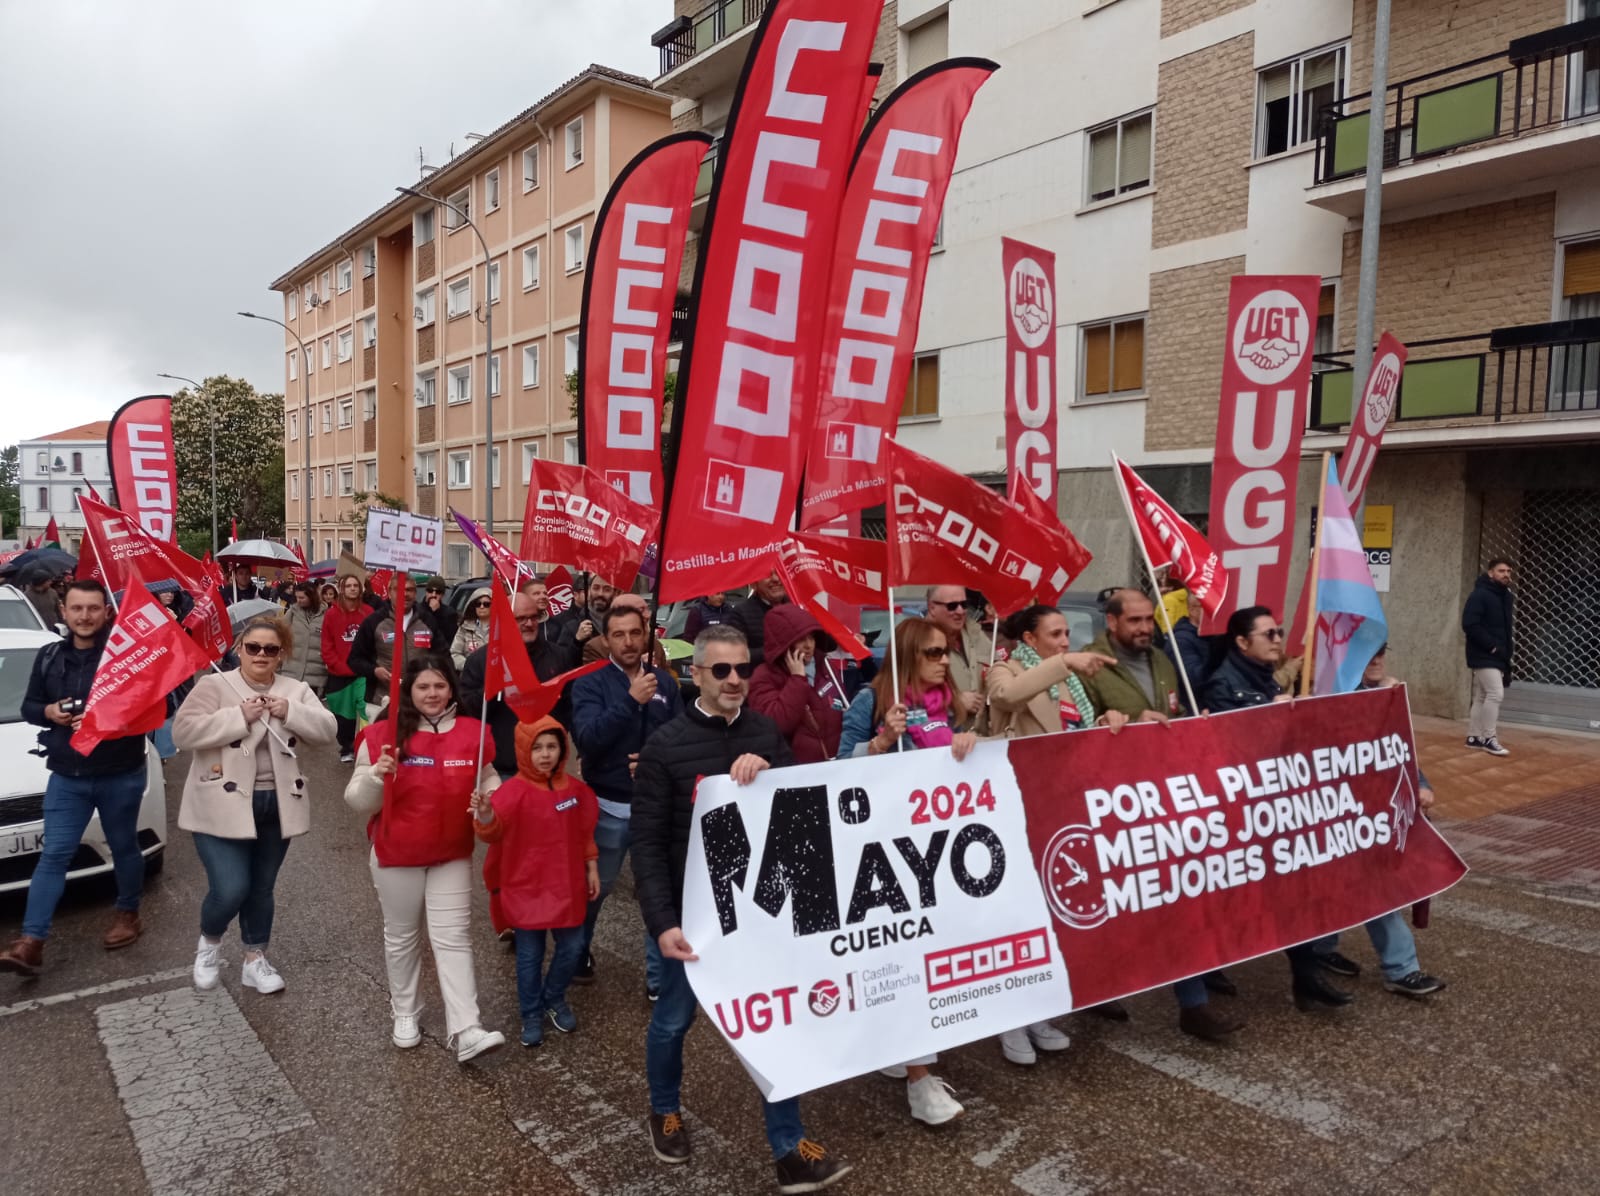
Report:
363,508,443,575
519,459,658,592
1002,237,1059,508
107,395,177,542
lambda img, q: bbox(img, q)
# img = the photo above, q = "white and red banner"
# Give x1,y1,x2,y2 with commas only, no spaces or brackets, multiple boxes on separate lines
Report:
799,58,998,529
519,459,658,592
107,395,178,543
1002,237,1059,508
682,686,1465,1099
363,508,443,575
657,0,886,601
1202,275,1322,633
1113,454,1227,619
1008,475,1090,604
580,132,712,507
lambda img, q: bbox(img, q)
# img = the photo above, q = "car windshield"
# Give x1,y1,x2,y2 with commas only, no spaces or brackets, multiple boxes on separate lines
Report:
0,646,38,723
0,598,42,630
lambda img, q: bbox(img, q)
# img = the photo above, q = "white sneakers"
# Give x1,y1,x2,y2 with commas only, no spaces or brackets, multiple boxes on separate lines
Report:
193,936,222,991
453,1025,506,1063
906,1074,964,1125
392,1014,421,1049
240,954,285,994
1000,1021,1071,1065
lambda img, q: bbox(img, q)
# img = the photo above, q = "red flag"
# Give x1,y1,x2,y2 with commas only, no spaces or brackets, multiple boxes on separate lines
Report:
1002,238,1060,510
106,395,177,542
780,532,888,608
1113,455,1227,620
1007,475,1091,604
519,459,657,592
885,439,1050,615
657,0,886,601
71,568,209,755
545,566,575,617
43,516,60,547
581,132,712,507
774,540,873,660
484,584,605,722
230,517,238,545
369,569,393,601
289,542,309,583
1203,275,1322,631
450,509,523,592
800,58,998,528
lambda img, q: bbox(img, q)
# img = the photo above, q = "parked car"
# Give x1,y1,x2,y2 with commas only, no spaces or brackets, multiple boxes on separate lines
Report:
0,584,53,632
0,628,167,893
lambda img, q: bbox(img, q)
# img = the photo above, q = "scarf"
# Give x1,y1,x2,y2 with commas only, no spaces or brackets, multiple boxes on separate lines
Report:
1012,643,1096,730
904,686,955,750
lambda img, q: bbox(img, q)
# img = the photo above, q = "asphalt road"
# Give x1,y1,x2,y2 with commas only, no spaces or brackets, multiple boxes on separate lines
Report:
2,741,1598,1196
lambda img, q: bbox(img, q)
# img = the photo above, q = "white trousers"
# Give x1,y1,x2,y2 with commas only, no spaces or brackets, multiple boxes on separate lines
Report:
368,850,481,1037
1468,667,1505,740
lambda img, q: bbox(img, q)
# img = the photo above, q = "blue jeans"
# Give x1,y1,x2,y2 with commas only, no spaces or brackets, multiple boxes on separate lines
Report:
647,956,805,1159
1313,911,1420,981
582,809,662,990
515,926,586,1026
191,790,290,949
150,718,177,760
21,766,147,940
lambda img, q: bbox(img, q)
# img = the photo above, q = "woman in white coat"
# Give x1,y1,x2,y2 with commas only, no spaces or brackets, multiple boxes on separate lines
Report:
173,615,336,994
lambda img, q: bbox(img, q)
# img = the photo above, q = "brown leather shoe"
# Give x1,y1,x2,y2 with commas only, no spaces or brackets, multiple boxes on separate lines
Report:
103,910,143,950
1179,1003,1245,1042
0,935,45,976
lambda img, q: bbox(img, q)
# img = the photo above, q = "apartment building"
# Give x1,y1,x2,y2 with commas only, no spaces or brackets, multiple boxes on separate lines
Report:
647,0,1600,731
268,65,673,578
16,421,112,553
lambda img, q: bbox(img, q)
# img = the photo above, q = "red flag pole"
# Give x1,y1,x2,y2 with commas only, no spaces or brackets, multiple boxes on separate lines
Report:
886,585,903,751
384,574,408,799
1111,453,1200,716
474,593,494,782
76,493,118,615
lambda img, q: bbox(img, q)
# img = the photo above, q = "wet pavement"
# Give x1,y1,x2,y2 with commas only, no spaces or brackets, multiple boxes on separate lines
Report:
2,740,1598,1195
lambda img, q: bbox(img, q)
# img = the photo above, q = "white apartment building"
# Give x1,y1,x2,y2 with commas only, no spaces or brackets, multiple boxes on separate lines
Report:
16,421,113,553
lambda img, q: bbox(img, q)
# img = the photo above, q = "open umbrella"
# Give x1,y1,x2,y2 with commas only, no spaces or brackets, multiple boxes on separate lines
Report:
227,598,281,630
661,638,695,663
0,546,77,579
217,540,300,569
307,557,341,578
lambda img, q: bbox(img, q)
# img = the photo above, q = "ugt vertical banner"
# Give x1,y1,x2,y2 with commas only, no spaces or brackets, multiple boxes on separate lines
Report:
1002,238,1058,507
1200,275,1322,634
656,0,885,603
107,395,178,542
579,132,712,507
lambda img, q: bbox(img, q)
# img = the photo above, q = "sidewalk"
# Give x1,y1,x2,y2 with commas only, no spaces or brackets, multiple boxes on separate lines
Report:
1415,714,1600,892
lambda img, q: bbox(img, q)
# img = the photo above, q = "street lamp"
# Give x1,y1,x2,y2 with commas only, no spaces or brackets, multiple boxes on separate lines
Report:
238,311,313,556
156,372,218,555
398,185,497,535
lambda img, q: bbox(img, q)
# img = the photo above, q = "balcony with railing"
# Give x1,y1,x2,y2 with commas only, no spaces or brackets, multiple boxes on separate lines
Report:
1308,18,1600,216
1309,318,1600,435
652,0,771,95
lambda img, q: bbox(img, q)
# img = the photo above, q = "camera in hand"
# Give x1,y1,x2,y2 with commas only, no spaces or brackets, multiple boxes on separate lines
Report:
59,698,85,715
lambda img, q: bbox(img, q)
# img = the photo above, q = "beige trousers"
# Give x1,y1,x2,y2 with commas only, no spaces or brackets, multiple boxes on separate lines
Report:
368,850,481,1037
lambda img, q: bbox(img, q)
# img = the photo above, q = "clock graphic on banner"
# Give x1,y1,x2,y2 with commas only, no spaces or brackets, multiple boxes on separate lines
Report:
1041,825,1108,930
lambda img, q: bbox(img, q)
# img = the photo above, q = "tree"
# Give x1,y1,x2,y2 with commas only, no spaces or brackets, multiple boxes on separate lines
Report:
566,370,677,427
341,490,409,536
169,377,286,553
0,445,19,540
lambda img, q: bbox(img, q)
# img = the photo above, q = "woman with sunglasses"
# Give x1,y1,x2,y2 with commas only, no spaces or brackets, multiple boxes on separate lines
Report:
345,655,507,1063
451,586,494,668
836,617,974,1126
173,615,337,994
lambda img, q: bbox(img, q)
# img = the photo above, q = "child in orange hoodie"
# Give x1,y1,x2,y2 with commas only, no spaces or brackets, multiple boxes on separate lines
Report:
473,716,599,1047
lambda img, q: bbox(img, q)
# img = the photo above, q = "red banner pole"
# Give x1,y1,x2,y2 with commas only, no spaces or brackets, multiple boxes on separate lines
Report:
1111,452,1200,716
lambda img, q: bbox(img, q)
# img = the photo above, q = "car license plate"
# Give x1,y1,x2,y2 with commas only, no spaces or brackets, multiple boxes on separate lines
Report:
3,829,45,858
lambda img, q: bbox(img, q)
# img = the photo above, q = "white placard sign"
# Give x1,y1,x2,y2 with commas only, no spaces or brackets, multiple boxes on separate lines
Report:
681,740,1068,1101
363,507,444,574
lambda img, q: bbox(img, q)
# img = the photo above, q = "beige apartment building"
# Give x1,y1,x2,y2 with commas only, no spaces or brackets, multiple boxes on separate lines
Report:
268,66,672,578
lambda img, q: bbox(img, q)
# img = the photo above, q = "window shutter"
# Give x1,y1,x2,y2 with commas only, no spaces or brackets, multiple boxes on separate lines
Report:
1083,325,1111,395
1118,115,1152,190
1562,240,1600,297
1112,319,1145,392
1259,63,1293,105
1087,128,1118,200
1300,51,1339,92
906,14,949,77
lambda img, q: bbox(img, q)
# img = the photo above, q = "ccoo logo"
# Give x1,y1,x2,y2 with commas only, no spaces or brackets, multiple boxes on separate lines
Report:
1230,289,1309,387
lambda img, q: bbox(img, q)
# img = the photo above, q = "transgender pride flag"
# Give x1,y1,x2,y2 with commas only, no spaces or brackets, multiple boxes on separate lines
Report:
1312,456,1389,695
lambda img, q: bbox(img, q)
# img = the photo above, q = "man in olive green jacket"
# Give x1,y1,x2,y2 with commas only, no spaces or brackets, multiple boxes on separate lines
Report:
1075,589,1186,724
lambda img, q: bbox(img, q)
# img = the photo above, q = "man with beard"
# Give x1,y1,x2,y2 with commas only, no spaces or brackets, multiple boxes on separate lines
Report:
557,574,617,661
460,589,571,779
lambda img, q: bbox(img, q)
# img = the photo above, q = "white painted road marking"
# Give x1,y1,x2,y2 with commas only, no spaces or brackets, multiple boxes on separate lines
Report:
1010,1150,1103,1196
0,967,191,1019
96,986,314,1196
1438,897,1600,956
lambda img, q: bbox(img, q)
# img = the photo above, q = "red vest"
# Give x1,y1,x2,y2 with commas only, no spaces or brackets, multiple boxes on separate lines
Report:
361,717,484,868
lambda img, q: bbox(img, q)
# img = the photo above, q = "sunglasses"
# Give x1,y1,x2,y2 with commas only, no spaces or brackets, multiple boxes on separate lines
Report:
474,599,492,608
1252,627,1286,641
932,599,968,613
241,642,283,658
701,661,756,681
921,646,950,661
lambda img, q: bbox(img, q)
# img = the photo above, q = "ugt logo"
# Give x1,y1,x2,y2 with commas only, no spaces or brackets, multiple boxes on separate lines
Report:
1231,289,1308,386
1008,256,1053,350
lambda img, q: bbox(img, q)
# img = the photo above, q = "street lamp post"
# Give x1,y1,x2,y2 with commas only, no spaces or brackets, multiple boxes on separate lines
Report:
239,311,313,555
156,372,218,555
398,185,496,536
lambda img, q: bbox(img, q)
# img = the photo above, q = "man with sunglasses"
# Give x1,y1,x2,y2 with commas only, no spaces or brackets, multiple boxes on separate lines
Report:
632,624,851,1192
924,585,992,733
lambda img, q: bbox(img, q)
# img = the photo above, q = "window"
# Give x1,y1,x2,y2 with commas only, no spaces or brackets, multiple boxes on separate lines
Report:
288,290,299,319
322,468,333,496
521,441,541,482
71,451,82,472
306,348,315,375
416,451,438,485
288,352,298,381
322,402,333,432
337,330,352,362
522,343,541,388
905,13,948,77
415,209,435,244
321,337,332,368
447,276,471,319
900,353,940,420
339,467,353,496
363,461,377,490
341,539,353,555
564,332,580,376
321,270,332,297
564,224,585,273
1313,282,1337,368
448,543,473,577
289,473,299,499
448,450,472,489
303,281,314,306
489,354,502,396
446,188,470,231
415,287,436,328
1080,315,1147,400
34,451,45,471
323,539,333,561
1256,44,1347,157
289,411,299,440
35,487,47,510
522,144,540,191
565,117,584,168
307,409,314,438
338,398,353,428
487,261,501,304
337,260,353,293
491,446,502,487
1555,238,1600,405
522,244,541,290
361,315,376,347
562,435,579,463
362,245,376,278
485,170,500,211
360,389,376,421
1085,109,1153,203
416,371,437,407
448,364,472,404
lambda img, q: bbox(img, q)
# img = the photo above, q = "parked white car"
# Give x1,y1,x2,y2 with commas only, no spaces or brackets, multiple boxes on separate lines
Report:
0,584,53,631
0,628,166,893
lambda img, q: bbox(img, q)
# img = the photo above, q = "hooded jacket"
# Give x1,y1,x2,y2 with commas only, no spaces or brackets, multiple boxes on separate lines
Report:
745,603,843,764
1461,574,1514,673
320,599,368,678
476,717,598,930
450,587,493,668
282,604,327,691
458,632,571,775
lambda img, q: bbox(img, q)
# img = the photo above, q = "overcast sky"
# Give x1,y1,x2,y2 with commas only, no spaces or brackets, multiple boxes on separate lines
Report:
0,0,659,447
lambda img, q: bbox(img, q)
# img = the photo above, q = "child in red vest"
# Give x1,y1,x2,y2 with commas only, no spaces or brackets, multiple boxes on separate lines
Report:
473,716,598,1047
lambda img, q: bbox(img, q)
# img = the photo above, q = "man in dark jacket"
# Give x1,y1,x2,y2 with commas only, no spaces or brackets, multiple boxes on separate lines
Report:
744,603,844,765
727,570,789,666
679,592,731,644
569,603,681,988
0,581,150,976
459,588,570,778
1461,558,1514,756
632,623,850,1192
347,576,442,706
556,574,616,660
414,577,459,649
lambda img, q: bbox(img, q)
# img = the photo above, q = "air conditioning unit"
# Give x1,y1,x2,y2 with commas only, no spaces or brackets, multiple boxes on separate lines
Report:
414,388,426,403
422,472,436,485
308,293,322,308
414,307,426,324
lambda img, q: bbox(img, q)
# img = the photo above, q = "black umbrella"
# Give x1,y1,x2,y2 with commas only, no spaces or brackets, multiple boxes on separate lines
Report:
0,547,77,579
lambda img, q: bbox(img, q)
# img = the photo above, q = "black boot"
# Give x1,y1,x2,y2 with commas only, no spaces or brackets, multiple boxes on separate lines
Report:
1293,972,1355,1011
